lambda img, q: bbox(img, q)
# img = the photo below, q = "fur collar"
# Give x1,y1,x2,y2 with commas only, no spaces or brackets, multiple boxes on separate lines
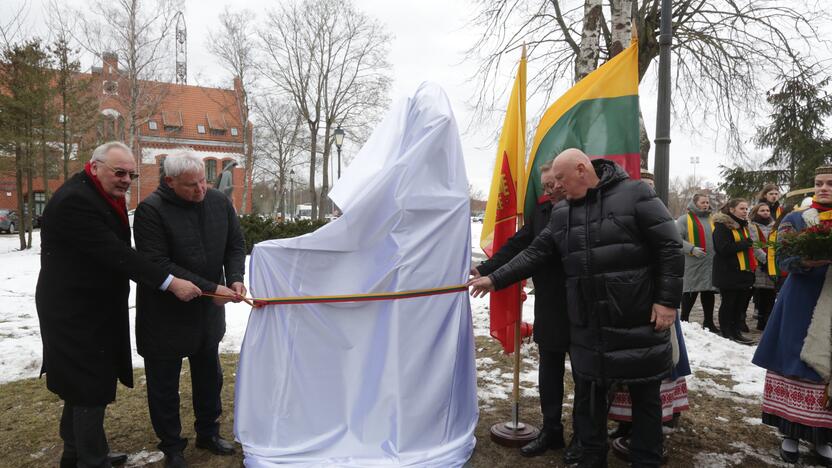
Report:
712,212,741,230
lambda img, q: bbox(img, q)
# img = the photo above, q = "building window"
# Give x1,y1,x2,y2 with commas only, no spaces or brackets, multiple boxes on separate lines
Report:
34,192,46,215
210,129,226,136
230,127,238,136
205,159,217,185
148,120,158,130
197,124,206,134
159,156,166,177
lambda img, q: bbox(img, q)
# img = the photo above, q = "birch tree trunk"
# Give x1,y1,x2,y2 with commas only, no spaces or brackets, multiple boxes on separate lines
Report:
574,0,603,82
609,0,633,58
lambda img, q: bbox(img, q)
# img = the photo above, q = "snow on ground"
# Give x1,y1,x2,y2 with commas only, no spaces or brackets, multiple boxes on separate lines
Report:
0,222,772,421
0,232,251,384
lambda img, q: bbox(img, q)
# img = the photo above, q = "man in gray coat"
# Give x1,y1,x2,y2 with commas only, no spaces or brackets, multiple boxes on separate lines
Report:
676,194,718,332
134,149,246,468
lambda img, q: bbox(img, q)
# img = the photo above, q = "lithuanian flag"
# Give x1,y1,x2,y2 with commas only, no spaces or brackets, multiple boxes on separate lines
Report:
522,34,641,216
480,47,527,354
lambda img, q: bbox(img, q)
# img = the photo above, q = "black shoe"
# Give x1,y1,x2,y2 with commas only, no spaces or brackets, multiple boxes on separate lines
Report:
576,453,608,468
732,334,754,345
60,452,128,468
108,452,128,466
195,435,236,455
779,446,799,464
164,452,188,468
813,445,832,467
611,437,668,464
703,323,721,334
519,429,565,457
563,436,583,465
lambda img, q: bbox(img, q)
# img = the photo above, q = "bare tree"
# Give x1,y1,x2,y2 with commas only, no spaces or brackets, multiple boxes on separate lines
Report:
252,96,305,217
207,7,257,213
76,0,181,200
259,0,392,220
467,0,830,163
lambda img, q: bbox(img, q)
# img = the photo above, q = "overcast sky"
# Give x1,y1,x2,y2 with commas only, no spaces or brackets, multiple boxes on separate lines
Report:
4,0,811,194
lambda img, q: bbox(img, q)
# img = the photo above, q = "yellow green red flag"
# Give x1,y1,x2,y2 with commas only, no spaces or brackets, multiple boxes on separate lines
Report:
522,36,641,215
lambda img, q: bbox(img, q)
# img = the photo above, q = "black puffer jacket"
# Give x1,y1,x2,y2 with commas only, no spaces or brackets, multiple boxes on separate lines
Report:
711,212,755,290
490,159,684,384
477,200,569,352
134,182,246,359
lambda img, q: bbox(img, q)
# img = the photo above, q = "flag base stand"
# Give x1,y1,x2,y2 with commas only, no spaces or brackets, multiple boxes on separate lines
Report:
489,421,539,448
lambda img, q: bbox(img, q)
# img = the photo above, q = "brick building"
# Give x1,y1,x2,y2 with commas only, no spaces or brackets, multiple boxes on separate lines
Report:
0,52,252,214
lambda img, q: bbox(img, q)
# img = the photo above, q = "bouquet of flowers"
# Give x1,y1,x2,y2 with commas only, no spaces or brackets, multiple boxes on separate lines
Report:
776,220,832,261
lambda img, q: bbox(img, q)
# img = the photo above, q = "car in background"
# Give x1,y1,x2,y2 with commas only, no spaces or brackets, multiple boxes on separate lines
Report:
0,209,20,234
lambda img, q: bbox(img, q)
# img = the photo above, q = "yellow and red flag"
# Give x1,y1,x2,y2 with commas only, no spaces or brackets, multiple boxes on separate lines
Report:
480,47,527,353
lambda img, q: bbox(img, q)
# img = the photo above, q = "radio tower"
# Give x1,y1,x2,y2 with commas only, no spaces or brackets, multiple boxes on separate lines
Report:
174,11,187,84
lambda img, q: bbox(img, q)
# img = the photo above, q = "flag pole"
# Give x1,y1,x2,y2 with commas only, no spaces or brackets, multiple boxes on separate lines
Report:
490,44,539,448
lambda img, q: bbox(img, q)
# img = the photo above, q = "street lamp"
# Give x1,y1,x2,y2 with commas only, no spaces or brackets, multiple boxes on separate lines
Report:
334,126,345,179
691,156,700,182
289,168,295,220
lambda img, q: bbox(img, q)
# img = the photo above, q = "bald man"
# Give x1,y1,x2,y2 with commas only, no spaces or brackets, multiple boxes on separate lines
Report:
469,149,684,468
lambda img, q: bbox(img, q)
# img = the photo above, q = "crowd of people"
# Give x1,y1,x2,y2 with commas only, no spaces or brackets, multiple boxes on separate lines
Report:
469,152,832,467
32,138,832,468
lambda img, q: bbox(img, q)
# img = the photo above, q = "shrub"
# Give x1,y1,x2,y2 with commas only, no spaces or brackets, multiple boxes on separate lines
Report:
238,214,327,254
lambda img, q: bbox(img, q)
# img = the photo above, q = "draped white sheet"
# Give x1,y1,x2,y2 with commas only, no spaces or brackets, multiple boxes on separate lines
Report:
234,82,478,467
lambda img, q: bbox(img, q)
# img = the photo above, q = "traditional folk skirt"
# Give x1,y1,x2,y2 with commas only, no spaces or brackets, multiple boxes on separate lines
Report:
608,376,690,422
762,371,832,444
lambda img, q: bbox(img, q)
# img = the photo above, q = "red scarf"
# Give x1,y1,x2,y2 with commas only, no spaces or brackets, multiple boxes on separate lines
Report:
85,162,129,227
811,201,832,212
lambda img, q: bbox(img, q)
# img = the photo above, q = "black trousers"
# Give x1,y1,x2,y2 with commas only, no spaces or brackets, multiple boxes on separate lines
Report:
144,344,223,455
680,291,715,325
718,288,752,338
59,403,111,468
754,288,776,330
574,377,663,467
538,348,577,433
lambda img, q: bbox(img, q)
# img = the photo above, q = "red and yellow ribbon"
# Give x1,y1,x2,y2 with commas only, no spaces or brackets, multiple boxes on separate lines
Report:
203,284,469,309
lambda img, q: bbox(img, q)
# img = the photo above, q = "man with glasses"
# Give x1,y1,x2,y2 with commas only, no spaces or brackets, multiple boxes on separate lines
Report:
133,149,246,468
36,141,203,468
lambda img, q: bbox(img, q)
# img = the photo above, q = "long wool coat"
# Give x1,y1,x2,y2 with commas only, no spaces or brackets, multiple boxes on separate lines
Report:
35,171,168,406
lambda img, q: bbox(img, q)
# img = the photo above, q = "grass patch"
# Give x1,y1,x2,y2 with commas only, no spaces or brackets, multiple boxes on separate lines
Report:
0,345,806,467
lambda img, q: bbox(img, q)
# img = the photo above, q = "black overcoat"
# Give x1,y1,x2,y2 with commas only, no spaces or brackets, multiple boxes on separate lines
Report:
477,201,569,352
490,159,684,384
35,171,168,406
134,183,245,359
711,212,756,290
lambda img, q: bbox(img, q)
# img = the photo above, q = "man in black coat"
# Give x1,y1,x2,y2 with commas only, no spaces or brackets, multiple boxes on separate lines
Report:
469,149,684,468
36,141,202,468
473,164,577,460
134,149,246,468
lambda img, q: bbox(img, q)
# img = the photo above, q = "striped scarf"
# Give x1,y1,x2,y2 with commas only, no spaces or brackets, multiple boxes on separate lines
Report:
765,229,785,278
686,212,711,251
731,226,757,272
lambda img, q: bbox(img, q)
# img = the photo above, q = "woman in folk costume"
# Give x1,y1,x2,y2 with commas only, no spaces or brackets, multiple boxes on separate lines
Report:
748,203,777,331
677,193,719,332
752,166,832,466
607,171,692,462
711,198,756,344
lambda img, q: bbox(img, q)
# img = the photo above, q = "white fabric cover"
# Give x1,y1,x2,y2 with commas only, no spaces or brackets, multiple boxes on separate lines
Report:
234,82,478,467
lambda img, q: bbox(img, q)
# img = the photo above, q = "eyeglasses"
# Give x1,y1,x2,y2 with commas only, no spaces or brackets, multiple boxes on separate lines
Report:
99,161,139,180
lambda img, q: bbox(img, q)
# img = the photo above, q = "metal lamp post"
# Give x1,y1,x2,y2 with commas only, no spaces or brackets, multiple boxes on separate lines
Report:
334,126,345,179
653,0,673,204
289,169,295,220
